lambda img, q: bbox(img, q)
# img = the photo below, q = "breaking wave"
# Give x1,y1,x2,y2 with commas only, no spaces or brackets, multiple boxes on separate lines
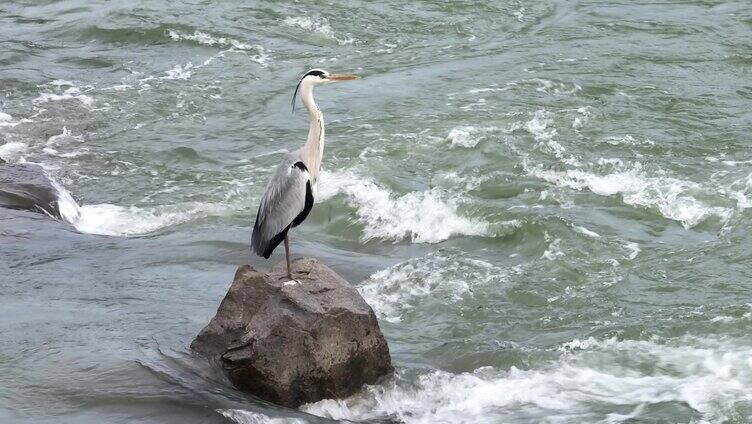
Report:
217,409,306,424
525,162,733,229
318,171,489,243
167,29,259,51
55,184,225,237
283,16,354,45
302,336,752,424
166,29,270,64
34,80,94,107
446,125,498,148
0,142,29,162
357,251,503,322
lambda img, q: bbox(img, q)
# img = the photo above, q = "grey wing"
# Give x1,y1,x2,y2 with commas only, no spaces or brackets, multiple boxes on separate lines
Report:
251,155,313,258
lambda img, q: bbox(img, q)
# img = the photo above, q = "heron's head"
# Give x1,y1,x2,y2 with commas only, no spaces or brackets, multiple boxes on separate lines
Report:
292,69,359,111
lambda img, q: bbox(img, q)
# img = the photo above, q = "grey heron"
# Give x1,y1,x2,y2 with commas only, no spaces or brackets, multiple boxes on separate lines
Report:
251,69,359,279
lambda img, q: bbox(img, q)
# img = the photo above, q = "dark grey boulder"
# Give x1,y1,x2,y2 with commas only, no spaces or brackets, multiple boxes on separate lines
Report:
0,163,61,219
191,258,394,408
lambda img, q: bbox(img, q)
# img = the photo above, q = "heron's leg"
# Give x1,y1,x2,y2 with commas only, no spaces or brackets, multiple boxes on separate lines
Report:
284,233,292,279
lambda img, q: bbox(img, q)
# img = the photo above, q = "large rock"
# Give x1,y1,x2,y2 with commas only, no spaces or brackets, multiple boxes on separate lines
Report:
0,163,61,218
191,258,394,407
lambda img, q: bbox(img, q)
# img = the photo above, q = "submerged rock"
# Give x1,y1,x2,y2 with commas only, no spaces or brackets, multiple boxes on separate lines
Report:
191,258,393,408
0,163,61,219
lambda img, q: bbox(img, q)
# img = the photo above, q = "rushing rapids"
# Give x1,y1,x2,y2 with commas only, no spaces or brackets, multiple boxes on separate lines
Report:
1,1,751,423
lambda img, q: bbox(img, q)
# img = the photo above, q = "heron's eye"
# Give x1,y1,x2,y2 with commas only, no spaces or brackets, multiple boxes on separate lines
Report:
319,75,326,79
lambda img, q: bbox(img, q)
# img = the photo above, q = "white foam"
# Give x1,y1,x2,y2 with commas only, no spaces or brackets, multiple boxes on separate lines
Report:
168,29,256,51
459,98,487,111
318,171,489,243
467,87,512,94
525,162,733,229
526,109,557,141
166,29,270,64
72,204,191,236
710,306,752,324
160,39,268,82
54,184,224,237
34,86,93,107
602,134,655,146
506,79,581,95
437,171,486,192
470,79,579,97
728,173,752,209
523,110,569,161
513,7,525,22
572,106,591,129
573,225,600,238
100,84,133,91
0,111,12,122
49,79,74,87
624,242,640,260
0,142,29,162
721,159,752,167
217,409,306,424
541,237,565,260
283,16,354,45
303,336,752,423
46,126,83,146
358,252,500,322
162,63,194,80
527,78,581,95
52,181,82,224
446,126,489,148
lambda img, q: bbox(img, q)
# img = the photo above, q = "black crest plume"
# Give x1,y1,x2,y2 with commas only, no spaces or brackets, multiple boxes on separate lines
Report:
291,70,326,113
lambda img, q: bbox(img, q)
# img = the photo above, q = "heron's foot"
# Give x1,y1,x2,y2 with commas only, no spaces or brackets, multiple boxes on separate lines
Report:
278,273,300,283
283,278,301,286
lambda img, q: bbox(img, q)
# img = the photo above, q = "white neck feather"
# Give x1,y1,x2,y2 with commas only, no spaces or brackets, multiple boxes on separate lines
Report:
299,81,324,183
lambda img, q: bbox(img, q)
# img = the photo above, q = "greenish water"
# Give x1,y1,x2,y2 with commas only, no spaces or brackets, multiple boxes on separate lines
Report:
1,1,752,423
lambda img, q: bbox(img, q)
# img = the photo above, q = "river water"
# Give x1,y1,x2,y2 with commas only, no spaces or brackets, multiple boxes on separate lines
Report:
1,1,751,423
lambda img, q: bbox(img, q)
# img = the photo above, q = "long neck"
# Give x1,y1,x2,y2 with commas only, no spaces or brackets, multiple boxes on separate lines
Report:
300,83,324,182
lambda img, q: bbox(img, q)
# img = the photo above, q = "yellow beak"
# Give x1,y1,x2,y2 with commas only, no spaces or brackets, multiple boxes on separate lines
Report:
328,73,360,81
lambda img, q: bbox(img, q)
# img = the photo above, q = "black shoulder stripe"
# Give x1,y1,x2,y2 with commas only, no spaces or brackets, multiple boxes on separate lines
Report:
292,180,314,228
292,161,308,172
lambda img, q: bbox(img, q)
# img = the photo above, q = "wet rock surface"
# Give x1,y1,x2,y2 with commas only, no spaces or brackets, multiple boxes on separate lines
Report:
191,258,393,408
0,163,61,218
